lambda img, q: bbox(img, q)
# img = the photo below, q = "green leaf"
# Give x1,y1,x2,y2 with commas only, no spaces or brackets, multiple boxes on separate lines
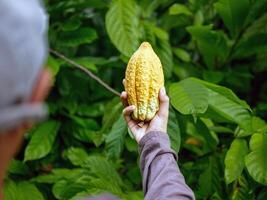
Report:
167,107,181,153
197,156,222,199
76,103,105,118
24,120,60,161
214,0,250,37
173,48,191,62
203,70,224,84
59,27,98,47
122,191,144,200
32,168,87,184
236,116,267,137
193,78,250,110
105,0,140,57
52,179,87,200
61,19,81,31
65,147,90,166
245,0,267,25
8,160,30,176
152,28,173,78
46,56,60,76
169,3,192,16
169,78,209,115
187,25,229,68
234,14,267,58
245,133,267,185
105,114,127,159
81,156,124,195
234,34,267,58
72,57,98,72
125,136,138,152
231,176,255,200
196,119,219,152
224,139,249,184
170,78,252,132
101,97,123,134
4,180,44,200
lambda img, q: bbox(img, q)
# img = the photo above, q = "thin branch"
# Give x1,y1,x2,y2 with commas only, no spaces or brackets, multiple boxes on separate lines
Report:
49,49,121,97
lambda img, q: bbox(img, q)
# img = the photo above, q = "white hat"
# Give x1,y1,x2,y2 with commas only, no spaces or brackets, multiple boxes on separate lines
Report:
0,0,48,131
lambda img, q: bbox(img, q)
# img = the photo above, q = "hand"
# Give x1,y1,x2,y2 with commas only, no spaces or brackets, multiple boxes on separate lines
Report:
121,87,169,143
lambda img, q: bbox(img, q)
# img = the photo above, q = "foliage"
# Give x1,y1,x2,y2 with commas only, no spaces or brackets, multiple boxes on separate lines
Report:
4,0,267,199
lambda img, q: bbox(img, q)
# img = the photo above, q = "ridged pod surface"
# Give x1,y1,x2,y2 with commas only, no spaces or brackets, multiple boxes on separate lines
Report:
125,42,164,121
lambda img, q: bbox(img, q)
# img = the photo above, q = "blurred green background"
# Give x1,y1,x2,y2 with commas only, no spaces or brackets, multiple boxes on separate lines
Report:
4,0,267,199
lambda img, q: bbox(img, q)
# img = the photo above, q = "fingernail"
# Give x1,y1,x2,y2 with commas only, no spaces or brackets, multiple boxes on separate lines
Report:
131,105,135,110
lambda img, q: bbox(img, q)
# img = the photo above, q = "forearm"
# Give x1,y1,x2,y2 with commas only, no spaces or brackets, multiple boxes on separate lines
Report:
139,131,195,200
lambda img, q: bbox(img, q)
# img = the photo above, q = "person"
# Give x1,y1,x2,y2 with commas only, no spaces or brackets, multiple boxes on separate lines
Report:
0,0,195,199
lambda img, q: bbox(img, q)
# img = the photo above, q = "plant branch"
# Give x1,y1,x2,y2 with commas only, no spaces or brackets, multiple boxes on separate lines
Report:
49,49,121,97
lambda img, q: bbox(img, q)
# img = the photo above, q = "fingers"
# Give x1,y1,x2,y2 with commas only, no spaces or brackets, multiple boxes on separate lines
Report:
123,105,135,116
123,105,137,130
157,87,169,119
120,91,128,107
121,91,137,129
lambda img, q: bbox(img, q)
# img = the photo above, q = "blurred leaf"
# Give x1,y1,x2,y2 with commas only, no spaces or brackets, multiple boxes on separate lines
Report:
231,176,255,200
46,56,60,76
65,147,90,166
82,156,124,195
52,179,88,199
214,0,249,37
151,26,173,78
225,139,248,184
122,191,143,200
8,160,30,176
125,136,138,152
169,3,192,16
105,0,140,56
32,168,87,184
203,70,224,84
69,116,100,130
72,57,98,72
59,27,98,47
24,121,60,161
173,48,191,62
196,119,219,152
76,103,105,117
167,107,181,152
102,97,123,134
245,133,267,186
257,188,267,200
4,180,44,200
197,156,222,199
61,19,81,31
105,114,127,159
245,0,267,24
234,13,267,58
187,25,229,68
234,34,267,58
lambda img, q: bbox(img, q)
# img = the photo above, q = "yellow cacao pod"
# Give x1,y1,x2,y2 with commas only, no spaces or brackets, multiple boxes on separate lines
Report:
125,42,164,121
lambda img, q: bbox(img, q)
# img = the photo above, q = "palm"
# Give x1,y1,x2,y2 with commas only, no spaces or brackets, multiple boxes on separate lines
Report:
129,113,167,142
121,87,169,143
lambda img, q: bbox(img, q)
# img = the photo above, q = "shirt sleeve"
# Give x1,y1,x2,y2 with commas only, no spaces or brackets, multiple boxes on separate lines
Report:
139,131,195,200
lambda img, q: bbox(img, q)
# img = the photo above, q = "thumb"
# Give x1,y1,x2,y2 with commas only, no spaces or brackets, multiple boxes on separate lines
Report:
157,87,169,118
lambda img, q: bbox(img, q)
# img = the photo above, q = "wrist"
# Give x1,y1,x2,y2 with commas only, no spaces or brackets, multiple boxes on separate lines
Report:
146,128,166,135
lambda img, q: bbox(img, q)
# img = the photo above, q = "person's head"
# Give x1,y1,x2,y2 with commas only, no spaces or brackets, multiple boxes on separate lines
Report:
0,0,51,190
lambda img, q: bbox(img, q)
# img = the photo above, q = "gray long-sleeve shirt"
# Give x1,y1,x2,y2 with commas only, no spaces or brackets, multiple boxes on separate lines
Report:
88,131,195,200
